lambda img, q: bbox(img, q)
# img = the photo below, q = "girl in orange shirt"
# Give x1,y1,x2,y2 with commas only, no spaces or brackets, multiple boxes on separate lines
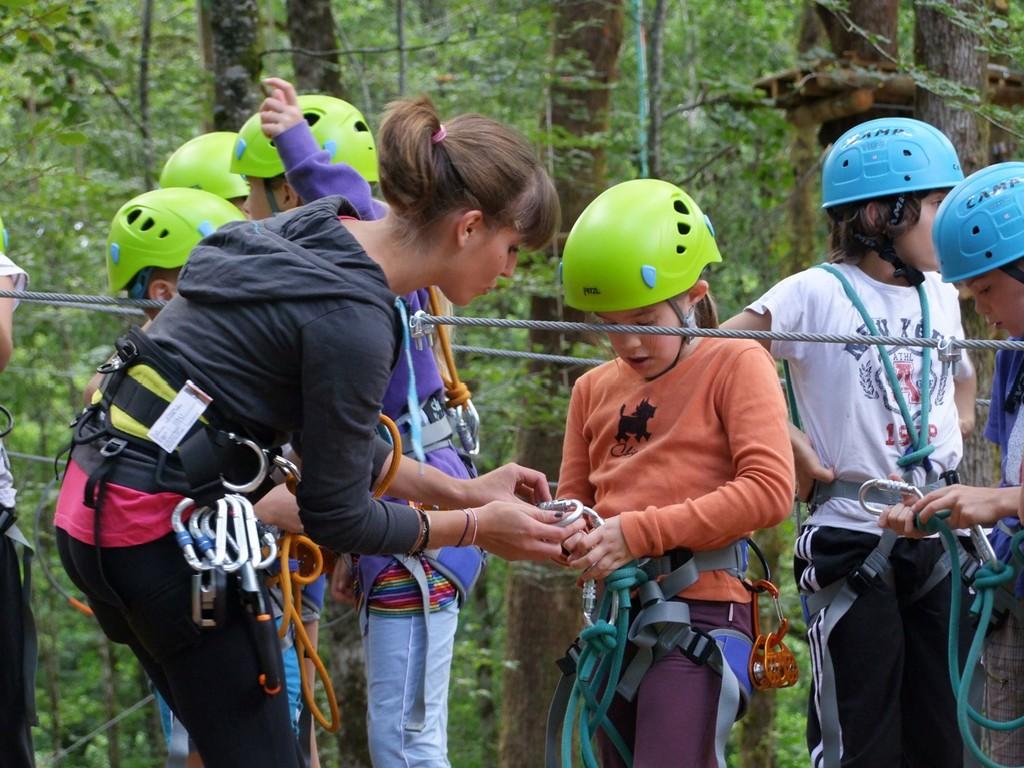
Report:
557,179,794,767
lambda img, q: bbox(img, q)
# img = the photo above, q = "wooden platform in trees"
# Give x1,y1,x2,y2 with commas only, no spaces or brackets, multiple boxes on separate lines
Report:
754,56,1024,134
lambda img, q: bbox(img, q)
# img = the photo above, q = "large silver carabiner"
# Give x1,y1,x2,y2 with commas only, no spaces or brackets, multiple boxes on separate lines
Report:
542,499,617,627
221,433,270,494
858,478,922,516
859,478,999,566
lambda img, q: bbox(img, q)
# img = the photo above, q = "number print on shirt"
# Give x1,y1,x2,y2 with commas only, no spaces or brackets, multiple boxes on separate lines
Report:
884,423,939,447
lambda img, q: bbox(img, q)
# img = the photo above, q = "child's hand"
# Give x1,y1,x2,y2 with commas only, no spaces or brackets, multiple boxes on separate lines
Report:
564,516,635,583
259,77,304,139
790,423,835,502
330,557,356,605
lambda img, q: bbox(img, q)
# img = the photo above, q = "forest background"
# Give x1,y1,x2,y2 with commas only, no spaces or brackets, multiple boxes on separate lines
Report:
0,0,1019,766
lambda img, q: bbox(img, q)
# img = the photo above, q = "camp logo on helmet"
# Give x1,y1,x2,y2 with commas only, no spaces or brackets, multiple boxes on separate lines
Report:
583,286,602,295
842,126,911,147
965,176,1024,209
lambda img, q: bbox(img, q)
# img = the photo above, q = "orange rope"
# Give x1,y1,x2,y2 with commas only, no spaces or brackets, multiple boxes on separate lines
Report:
427,287,472,409
271,413,403,733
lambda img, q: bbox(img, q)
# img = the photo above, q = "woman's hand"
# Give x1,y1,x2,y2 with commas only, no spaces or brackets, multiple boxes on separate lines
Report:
471,499,585,561
790,424,835,503
259,77,304,139
254,483,305,533
459,463,553,507
562,517,635,583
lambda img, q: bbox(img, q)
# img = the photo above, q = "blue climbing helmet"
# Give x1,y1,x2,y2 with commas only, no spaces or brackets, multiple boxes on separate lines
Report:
933,161,1024,283
821,117,963,209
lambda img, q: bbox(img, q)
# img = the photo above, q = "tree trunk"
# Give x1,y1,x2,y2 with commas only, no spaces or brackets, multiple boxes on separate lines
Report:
284,0,346,98
328,610,370,767
816,0,899,60
913,0,994,488
138,0,154,189
197,0,216,132
206,0,262,131
499,3,624,767
646,0,668,179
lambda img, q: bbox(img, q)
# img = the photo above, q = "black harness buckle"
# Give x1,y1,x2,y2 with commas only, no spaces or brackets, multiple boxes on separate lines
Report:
680,627,716,667
99,437,128,459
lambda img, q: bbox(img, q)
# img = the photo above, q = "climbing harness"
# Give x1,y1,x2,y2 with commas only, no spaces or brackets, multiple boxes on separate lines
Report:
406,286,482,458
543,499,753,768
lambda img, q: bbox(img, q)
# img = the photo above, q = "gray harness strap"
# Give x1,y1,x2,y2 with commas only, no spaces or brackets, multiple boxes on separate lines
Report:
810,478,942,509
393,553,436,732
2,512,37,731
805,529,898,768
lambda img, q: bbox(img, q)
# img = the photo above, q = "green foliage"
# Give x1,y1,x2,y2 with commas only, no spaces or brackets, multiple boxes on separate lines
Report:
0,0,1010,765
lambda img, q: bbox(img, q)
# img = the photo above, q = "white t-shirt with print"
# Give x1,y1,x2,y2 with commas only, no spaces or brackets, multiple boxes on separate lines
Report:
0,253,28,508
747,263,970,535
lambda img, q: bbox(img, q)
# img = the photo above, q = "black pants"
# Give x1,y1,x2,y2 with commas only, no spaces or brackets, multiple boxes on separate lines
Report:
0,532,35,767
57,529,301,768
796,526,972,768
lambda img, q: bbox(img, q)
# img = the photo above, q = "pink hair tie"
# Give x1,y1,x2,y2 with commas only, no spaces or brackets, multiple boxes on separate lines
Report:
431,124,447,144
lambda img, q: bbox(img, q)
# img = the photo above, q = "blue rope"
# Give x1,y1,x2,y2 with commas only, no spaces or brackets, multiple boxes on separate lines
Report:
394,298,425,463
816,265,935,468
918,515,1024,767
562,563,646,767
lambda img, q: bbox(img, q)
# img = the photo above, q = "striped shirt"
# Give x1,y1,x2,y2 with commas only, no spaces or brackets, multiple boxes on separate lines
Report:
354,555,457,616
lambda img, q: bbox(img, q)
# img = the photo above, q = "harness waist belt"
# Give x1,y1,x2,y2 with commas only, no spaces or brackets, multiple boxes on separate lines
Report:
810,478,943,509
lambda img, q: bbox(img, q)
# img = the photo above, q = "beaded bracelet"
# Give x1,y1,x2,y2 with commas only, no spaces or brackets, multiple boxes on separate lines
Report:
408,508,431,557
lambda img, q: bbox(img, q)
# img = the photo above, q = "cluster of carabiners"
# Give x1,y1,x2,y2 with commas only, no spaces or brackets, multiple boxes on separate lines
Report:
544,498,616,627
171,485,285,695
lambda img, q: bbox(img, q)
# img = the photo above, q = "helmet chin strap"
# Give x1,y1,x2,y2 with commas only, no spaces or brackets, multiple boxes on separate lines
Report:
853,194,925,286
644,298,695,381
1001,263,1024,285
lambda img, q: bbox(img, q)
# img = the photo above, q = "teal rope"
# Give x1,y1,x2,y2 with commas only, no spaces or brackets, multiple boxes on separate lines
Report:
816,265,934,468
918,515,1024,768
782,360,802,431
563,563,646,767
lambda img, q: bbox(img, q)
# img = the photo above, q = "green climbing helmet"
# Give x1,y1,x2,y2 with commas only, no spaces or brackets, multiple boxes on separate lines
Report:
159,132,250,202
106,187,245,293
231,94,378,182
560,179,722,312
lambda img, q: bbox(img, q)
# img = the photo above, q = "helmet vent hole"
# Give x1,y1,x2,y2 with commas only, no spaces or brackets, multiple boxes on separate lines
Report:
159,229,169,239
305,113,321,127
355,121,369,132
842,159,849,168
972,226,980,235
677,222,690,235
673,200,689,215
140,217,155,232
904,175,911,181
986,251,993,258
903,149,912,157
126,209,141,225
676,245,686,254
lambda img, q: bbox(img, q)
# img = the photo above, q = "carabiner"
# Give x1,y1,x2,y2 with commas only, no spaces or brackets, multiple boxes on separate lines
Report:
222,433,269,494
858,478,923,516
542,499,587,529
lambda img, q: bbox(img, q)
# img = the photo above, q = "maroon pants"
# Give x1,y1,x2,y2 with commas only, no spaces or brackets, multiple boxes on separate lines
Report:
599,599,753,768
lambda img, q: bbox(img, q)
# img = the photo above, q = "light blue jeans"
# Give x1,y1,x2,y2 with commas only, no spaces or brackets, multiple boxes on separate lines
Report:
362,602,459,767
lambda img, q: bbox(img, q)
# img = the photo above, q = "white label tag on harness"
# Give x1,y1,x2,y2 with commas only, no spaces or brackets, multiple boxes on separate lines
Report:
148,380,213,454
